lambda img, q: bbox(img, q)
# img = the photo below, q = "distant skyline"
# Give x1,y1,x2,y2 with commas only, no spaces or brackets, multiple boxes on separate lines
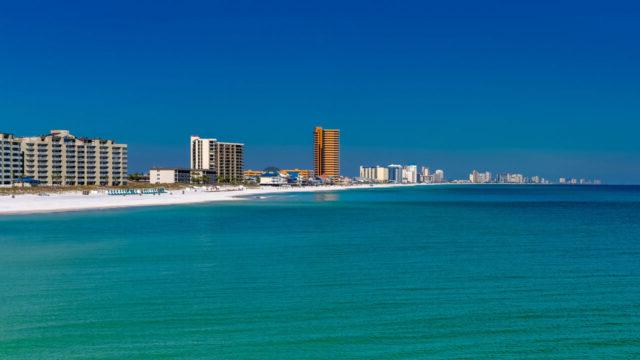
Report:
2,1,639,183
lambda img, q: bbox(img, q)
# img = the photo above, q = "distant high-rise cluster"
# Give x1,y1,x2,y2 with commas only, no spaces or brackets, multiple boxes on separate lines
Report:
465,171,601,185
469,170,492,184
358,165,603,185
559,177,601,185
313,127,340,178
360,165,445,184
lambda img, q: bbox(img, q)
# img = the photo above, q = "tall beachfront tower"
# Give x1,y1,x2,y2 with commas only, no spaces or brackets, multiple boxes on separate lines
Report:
190,136,244,182
313,127,340,178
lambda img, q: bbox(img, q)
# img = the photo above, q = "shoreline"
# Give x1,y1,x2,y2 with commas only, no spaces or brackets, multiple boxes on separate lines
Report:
0,183,613,216
0,183,423,216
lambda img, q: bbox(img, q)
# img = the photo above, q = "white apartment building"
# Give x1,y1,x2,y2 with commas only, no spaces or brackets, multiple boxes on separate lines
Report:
499,173,524,184
259,172,289,186
0,133,23,186
402,165,418,184
469,170,492,184
9,130,127,186
419,166,430,183
149,168,215,185
433,169,445,183
190,136,244,182
359,166,389,182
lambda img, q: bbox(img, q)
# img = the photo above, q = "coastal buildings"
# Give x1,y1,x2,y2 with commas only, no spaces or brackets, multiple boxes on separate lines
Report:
246,167,306,186
0,133,23,186
259,168,289,186
433,169,445,183
7,127,606,188
280,169,314,180
498,173,525,184
358,164,601,185
402,165,418,184
243,169,263,178
419,167,430,183
419,166,444,183
150,168,191,184
359,164,446,184
149,168,216,185
244,168,314,185
558,178,600,185
190,136,244,182
531,175,550,184
359,166,389,182
359,166,370,180
469,170,492,184
313,127,340,178
388,164,403,184
19,130,127,186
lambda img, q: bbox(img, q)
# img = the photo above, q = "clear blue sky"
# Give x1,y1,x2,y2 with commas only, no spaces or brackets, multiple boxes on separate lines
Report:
1,1,639,182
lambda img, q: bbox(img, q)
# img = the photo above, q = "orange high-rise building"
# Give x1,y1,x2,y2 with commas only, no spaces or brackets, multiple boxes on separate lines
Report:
313,127,340,178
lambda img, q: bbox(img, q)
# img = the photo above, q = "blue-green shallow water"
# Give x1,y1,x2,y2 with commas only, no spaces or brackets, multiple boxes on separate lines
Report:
1,185,639,359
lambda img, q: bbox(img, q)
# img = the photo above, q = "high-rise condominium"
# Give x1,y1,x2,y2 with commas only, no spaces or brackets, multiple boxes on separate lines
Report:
18,130,127,186
402,165,418,184
469,170,492,184
359,166,389,182
498,173,524,184
388,164,403,184
433,169,445,183
190,136,244,182
313,127,340,178
0,133,23,186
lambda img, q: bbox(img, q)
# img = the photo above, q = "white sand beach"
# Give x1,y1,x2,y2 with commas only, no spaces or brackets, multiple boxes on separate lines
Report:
0,184,418,215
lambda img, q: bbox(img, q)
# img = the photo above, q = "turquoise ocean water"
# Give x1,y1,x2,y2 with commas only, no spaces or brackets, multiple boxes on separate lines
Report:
1,185,639,359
